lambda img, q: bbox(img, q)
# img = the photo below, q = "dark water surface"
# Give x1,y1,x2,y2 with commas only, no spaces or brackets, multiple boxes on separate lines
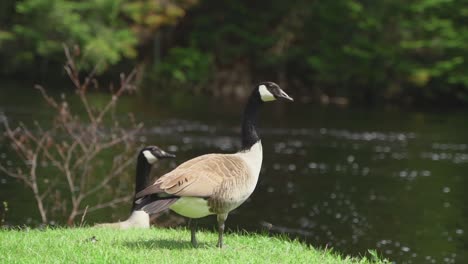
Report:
1,82,467,263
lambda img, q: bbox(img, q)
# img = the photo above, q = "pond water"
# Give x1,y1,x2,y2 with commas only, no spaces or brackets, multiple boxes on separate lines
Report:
1,81,468,263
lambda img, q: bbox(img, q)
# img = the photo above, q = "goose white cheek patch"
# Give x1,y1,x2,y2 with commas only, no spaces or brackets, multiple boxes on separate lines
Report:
143,150,158,164
259,84,276,102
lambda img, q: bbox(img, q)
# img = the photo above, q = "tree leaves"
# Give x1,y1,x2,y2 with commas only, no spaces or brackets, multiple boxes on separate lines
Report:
2,0,195,73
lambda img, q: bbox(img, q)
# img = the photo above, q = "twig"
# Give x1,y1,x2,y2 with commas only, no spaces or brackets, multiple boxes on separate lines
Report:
80,205,88,227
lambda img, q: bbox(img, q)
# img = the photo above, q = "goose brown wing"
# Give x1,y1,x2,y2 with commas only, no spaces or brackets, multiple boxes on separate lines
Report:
134,154,217,198
155,154,249,197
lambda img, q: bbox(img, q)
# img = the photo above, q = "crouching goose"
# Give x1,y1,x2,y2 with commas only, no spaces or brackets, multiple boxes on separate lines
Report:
95,146,175,229
135,82,293,247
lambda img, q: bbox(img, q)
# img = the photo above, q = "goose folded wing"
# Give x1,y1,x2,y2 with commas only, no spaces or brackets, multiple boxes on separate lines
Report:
137,154,249,199
151,155,249,198
157,156,231,197
159,169,223,197
134,154,216,198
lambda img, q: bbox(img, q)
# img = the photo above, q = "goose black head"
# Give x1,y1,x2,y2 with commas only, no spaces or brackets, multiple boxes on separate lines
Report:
257,82,294,102
140,146,176,164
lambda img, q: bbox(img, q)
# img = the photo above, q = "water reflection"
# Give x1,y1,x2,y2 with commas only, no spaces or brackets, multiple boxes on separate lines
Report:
1,86,468,263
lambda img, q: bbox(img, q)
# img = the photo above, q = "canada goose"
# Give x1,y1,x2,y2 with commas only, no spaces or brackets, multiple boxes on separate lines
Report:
95,146,175,229
135,82,293,247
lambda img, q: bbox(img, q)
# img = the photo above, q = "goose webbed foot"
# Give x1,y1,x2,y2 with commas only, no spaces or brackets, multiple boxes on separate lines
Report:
189,219,198,247
216,213,228,248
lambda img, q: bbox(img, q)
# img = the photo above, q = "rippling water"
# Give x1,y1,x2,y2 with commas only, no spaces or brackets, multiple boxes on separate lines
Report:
1,83,468,263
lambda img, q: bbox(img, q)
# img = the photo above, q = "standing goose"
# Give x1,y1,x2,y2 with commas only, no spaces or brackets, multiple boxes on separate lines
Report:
135,82,293,247
95,146,175,229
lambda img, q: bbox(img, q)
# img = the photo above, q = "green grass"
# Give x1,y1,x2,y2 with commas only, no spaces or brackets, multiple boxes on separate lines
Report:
0,227,387,263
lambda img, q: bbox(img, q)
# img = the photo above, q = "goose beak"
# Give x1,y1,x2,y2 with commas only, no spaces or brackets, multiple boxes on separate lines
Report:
278,90,294,102
162,151,176,159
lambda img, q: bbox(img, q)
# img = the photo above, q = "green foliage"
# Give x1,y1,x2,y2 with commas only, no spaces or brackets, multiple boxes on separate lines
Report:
167,0,468,103
190,2,280,62
0,0,195,73
121,0,190,28
7,0,136,72
1,0,468,104
152,47,213,84
304,0,468,102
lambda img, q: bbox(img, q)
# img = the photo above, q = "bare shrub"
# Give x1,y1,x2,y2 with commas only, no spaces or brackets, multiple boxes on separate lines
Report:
0,46,143,226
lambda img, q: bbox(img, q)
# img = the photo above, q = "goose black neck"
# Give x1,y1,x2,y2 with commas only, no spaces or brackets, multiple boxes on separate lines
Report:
241,93,263,150
132,156,152,210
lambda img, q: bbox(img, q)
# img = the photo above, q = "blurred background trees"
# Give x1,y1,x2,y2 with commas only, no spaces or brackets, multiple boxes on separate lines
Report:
0,0,196,74
1,0,467,105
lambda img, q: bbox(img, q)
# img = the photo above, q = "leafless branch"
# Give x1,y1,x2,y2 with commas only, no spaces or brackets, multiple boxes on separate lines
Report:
1,45,142,226
81,156,134,199
79,205,88,227
34,85,59,109
0,165,31,187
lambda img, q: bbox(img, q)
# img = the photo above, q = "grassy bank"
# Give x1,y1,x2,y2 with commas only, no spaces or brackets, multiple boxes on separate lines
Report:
0,227,387,263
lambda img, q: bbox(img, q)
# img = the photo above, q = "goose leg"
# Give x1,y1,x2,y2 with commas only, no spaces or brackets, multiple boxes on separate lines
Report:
216,213,228,248
189,218,198,247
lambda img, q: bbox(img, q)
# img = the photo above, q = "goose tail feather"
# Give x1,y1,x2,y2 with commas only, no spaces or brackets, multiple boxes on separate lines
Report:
136,197,179,215
135,183,164,198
